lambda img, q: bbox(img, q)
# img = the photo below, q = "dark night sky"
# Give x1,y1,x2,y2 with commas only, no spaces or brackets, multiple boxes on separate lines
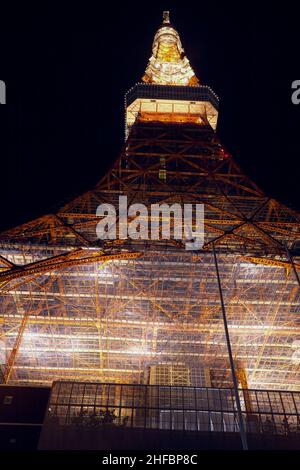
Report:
0,1,299,232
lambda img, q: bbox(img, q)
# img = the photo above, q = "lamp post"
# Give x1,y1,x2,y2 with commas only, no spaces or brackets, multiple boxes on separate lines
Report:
212,242,248,450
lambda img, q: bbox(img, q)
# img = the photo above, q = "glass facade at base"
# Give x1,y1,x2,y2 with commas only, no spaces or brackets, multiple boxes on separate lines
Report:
43,381,300,436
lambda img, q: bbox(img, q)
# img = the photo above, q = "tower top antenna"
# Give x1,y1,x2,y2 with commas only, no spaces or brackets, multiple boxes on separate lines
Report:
162,11,170,24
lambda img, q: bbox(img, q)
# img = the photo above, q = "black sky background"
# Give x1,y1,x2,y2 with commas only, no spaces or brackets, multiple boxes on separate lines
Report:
0,1,299,232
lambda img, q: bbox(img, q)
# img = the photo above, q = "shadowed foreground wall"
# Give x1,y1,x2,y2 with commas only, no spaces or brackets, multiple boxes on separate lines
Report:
0,385,50,449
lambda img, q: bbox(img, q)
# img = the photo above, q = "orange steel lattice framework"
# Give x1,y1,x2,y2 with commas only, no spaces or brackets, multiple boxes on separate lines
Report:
1,12,300,396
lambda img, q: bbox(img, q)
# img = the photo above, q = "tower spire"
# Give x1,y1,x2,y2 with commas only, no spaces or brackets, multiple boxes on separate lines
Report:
162,10,170,24
142,11,199,86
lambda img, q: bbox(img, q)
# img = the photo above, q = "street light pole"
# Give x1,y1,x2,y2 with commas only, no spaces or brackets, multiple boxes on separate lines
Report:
212,243,248,450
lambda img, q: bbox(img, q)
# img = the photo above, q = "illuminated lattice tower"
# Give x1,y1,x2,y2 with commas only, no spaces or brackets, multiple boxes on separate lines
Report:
1,11,300,394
